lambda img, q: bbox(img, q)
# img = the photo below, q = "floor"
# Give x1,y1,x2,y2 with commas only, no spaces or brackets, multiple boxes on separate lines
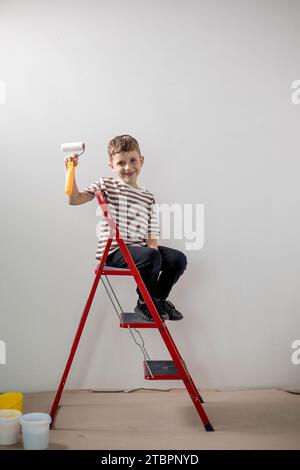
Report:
1,388,300,450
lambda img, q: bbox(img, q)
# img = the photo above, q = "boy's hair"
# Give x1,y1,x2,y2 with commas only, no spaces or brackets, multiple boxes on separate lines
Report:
107,135,141,161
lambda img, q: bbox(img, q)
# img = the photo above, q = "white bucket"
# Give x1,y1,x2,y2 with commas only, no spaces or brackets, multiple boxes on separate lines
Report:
20,413,52,450
0,409,22,445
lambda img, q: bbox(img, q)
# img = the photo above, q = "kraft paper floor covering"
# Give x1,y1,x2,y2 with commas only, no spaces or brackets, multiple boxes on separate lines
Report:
1,388,299,450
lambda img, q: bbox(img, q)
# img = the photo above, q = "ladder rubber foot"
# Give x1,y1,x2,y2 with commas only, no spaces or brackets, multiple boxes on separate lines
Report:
205,422,214,432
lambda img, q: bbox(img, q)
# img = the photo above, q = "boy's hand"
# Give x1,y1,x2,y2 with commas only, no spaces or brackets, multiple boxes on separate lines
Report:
64,153,79,170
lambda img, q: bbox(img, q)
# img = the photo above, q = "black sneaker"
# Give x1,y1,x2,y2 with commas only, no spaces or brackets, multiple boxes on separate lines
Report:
134,299,169,321
156,299,183,321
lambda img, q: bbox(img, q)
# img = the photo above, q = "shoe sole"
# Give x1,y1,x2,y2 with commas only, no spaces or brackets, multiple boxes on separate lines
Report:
168,314,183,321
134,306,169,321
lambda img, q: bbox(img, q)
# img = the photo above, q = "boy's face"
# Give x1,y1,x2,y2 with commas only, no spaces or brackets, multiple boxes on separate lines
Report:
108,150,144,186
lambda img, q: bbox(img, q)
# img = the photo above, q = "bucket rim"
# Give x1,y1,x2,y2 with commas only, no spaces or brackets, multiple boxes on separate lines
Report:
0,408,22,420
20,412,52,425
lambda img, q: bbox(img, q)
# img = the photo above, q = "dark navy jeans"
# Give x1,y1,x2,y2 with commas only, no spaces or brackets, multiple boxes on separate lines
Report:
105,245,187,301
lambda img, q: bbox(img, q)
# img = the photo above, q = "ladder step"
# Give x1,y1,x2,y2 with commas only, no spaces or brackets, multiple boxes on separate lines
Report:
144,360,183,380
120,312,158,329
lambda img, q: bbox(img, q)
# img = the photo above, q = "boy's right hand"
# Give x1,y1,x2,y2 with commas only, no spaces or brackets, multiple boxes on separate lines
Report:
64,153,79,170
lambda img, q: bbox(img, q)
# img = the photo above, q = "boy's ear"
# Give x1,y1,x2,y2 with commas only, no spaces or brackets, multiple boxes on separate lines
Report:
108,161,114,171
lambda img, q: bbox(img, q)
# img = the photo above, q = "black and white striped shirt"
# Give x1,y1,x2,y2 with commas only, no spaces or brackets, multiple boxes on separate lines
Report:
82,177,160,260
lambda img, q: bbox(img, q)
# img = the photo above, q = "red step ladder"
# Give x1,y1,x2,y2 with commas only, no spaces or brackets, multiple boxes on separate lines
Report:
50,190,214,432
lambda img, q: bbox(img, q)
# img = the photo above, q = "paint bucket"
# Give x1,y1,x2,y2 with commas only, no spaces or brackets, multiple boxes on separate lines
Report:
20,413,52,450
0,409,22,445
0,392,23,413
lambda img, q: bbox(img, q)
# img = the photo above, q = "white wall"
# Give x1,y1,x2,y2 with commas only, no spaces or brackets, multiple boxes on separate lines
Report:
1,0,300,392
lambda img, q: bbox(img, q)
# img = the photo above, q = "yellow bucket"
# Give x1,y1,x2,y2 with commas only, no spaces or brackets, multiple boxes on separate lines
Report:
0,393,23,413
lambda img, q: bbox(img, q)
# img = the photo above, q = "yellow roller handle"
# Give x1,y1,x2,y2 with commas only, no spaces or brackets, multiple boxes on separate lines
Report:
65,161,75,195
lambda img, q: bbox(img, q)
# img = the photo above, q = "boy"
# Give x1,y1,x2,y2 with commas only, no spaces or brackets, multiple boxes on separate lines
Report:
64,135,187,321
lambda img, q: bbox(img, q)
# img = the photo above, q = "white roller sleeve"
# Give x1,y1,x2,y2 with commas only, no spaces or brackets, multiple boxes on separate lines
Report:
61,141,85,153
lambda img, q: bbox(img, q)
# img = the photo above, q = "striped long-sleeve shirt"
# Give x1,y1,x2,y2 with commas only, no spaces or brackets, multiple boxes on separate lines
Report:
82,177,160,261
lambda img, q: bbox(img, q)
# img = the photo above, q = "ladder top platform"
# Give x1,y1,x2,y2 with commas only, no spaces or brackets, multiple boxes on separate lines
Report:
95,265,132,275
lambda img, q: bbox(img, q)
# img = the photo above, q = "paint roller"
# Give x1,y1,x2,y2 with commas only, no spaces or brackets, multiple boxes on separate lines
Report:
61,141,85,195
